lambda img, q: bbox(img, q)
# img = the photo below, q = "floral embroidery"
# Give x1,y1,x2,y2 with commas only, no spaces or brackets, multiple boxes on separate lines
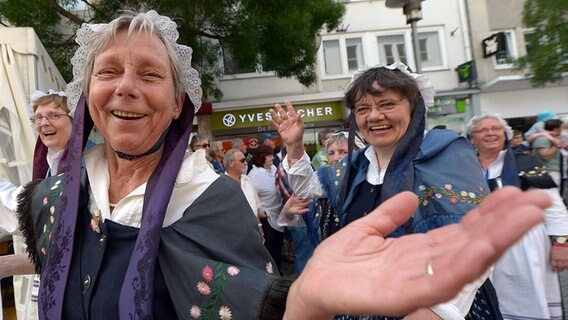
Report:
39,178,64,259
189,305,201,319
197,281,211,295
193,262,242,319
202,265,214,282
265,262,273,274
418,184,485,206
227,266,240,276
519,166,548,177
219,306,232,320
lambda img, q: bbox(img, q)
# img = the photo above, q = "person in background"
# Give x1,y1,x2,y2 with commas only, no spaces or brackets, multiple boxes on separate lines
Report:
525,109,567,149
467,113,568,320
259,132,281,168
209,140,226,174
15,10,557,320
232,137,249,159
0,89,75,320
224,148,264,236
311,128,334,170
189,133,210,153
532,119,564,190
248,145,285,272
272,62,501,319
510,129,530,153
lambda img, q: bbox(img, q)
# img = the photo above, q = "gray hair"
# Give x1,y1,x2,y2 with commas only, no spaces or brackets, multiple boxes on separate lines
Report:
223,148,241,168
465,114,513,140
82,11,185,104
231,138,244,148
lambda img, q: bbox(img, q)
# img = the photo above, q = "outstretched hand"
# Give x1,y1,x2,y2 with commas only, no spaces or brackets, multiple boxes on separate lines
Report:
284,187,549,319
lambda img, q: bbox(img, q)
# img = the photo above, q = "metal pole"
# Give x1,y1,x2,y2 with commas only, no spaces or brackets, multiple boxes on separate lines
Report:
410,20,422,74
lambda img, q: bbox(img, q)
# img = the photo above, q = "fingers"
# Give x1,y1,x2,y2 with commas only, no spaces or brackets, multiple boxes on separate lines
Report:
345,191,418,236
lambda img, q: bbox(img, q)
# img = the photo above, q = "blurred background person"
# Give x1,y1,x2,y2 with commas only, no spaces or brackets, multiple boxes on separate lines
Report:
311,128,334,170
248,145,284,272
467,114,568,320
510,129,530,153
209,140,226,174
532,119,565,190
224,148,264,237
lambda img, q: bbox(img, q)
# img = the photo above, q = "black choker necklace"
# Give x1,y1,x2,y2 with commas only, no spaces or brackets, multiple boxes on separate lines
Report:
114,129,169,161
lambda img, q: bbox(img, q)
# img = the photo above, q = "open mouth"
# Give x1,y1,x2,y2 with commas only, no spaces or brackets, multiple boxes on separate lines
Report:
42,130,56,137
112,110,145,120
370,124,392,131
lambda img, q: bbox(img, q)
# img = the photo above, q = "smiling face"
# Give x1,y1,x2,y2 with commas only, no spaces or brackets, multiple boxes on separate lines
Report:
88,29,182,156
33,101,73,152
327,139,348,165
469,118,506,155
353,84,412,154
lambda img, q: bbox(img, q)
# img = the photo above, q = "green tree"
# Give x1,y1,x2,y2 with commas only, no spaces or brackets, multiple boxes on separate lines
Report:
0,0,344,100
515,0,567,86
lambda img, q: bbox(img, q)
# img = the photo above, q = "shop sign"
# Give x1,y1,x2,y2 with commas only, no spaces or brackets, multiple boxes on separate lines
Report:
211,101,344,130
482,32,506,58
428,98,468,115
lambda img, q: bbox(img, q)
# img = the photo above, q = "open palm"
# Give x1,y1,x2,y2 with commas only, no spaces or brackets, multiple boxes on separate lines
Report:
284,187,549,319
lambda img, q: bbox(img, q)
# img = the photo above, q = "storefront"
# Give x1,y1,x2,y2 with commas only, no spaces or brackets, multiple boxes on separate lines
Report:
210,100,346,156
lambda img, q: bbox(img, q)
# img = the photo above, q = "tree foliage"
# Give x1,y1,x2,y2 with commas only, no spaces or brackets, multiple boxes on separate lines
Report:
0,0,345,100
515,0,568,86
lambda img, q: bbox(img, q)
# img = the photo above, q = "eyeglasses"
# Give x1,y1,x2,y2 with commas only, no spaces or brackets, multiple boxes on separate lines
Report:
29,113,70,124
471,126,504,136
353,99,403,116
195,143,210,149
235,158,247,163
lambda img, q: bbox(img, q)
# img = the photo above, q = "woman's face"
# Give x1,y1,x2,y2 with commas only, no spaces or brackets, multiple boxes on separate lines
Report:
194,139,210,151
469,118,506,154
88,29,182,156
263,154,274,169
33,102,73,152
353,84,412,154
327,140,348,165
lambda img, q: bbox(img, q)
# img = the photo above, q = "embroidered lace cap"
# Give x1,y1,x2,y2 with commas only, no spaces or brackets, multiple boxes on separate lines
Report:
66,10,202,116
27,89,67,119
352,61,435,108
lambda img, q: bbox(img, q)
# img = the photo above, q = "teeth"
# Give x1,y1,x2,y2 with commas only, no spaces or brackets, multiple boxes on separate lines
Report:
43,131,56,135
112,110,144,118
370,125,390,130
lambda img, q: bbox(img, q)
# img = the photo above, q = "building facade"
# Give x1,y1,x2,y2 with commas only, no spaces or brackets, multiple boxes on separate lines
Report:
202,0,568,150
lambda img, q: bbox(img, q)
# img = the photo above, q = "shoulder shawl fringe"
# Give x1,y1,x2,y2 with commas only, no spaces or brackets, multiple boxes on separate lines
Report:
16,179,43,273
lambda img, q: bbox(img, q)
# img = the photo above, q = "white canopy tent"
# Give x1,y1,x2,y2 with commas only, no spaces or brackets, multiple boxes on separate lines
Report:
0,27,65,320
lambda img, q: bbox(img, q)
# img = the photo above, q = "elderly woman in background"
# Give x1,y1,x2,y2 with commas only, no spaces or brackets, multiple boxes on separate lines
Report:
272,63,501,319
466,114,568,320
14,10,557,320
0,90,74,319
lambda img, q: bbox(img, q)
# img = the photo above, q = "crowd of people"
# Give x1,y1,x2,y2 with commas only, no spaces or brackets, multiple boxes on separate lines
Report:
0,8,565,320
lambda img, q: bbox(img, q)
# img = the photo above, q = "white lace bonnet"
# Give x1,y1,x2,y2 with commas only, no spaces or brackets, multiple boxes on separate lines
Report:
351,61,435,108
65,10,202,116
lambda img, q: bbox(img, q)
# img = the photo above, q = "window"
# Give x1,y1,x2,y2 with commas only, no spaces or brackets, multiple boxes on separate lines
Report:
418,32,442,68
346,38,364,72
323,40,342,75
222,47,257,75
494,31,516,67
377,35,408,65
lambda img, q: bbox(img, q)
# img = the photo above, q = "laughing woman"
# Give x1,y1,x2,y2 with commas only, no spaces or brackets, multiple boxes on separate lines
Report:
272,63,501,320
